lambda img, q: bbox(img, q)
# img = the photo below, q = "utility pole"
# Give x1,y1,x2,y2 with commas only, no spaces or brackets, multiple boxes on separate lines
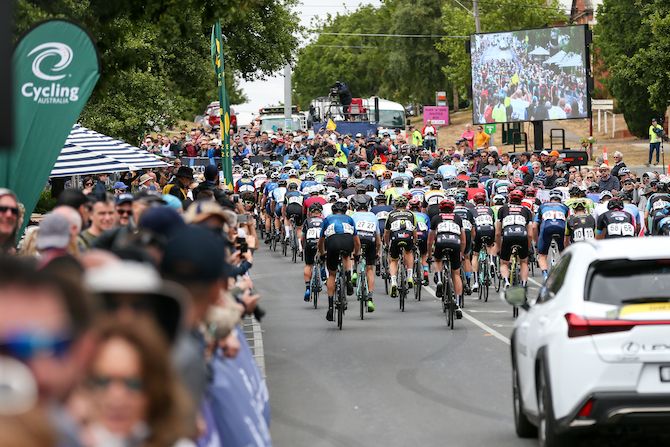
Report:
473,0,481,33
283,64,292,131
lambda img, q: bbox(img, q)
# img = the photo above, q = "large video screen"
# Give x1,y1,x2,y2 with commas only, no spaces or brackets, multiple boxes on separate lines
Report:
471,25,589,125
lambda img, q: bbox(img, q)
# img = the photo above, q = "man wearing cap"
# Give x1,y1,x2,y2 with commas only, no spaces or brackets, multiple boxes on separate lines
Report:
163,166,194,206
597,164,620,192
115,193,135,227
539,150,550,167
112,181,128,196
36,212,74,263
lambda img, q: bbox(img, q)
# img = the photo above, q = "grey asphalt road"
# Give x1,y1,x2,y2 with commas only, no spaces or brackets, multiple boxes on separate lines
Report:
253,245,541,447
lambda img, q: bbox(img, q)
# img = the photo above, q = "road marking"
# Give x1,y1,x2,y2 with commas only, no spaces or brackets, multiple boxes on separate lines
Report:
422,286,511,345
528,277,543,288
467,309,509,314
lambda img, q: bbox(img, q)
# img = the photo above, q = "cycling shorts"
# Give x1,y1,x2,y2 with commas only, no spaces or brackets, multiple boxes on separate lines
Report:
500,234,529,262
473,228,495,253
463,231,472,256
389,235,414,260
433,241,461,270
324,234,354,271
537,225,565,255
359,237,377,266
304,243,318,266
286,204,304,226
417,237,428,256
274,203,283,217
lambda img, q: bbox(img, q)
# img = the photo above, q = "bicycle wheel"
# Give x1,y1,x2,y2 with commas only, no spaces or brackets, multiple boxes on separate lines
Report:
311,268,319,309
483,260,489,302
359,272,366,321
291,230,297,263
399,264,405,312
447,272,455,330
337,271,345,330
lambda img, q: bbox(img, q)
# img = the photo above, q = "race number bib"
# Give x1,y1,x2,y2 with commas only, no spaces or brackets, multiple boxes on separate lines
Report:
542,210,566,221
653,200,669,210
376,211,389,220
475,215,493,227
437,221,460,234
502,214,527,227
288,196,303,205
462,220,473,231
306,228,320,240
239,185,255,193
572,227,594,242
607,222,634,236
389,220,413,232
417,221,428,232
356,221,377,233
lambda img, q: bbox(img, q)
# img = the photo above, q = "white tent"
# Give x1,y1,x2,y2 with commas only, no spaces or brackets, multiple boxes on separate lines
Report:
543,50,566,66
528,46,549,56
558,53,584,68
50,125,169,177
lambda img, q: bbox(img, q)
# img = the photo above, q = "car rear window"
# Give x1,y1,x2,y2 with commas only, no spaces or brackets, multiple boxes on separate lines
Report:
587,260,670,305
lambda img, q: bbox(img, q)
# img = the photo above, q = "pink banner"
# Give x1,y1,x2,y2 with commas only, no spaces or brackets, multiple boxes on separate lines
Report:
423,106,450,127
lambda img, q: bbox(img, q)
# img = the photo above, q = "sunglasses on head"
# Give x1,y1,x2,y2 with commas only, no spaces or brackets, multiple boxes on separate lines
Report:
0,330,73,361
0,205,19,216
89,375,144,392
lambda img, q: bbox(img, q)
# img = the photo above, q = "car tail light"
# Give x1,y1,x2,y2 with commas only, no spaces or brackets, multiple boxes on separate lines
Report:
566,313,670,338
577,398,594,418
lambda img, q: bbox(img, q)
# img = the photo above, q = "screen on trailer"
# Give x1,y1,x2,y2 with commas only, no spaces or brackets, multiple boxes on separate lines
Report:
470,25,589,125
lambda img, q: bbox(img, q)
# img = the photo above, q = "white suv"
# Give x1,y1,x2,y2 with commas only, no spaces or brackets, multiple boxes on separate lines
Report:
504,237,670,447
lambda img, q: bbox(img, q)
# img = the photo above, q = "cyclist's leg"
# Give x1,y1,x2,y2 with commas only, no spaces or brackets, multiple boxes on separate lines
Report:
499,238,512,286
388,239,400,295
462,234,473,293
536,227,551,275
404,243,415,286
517,238,530,285
304,244,316,301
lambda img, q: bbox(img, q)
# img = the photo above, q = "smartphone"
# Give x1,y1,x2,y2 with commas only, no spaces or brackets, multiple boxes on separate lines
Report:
238,214,249,225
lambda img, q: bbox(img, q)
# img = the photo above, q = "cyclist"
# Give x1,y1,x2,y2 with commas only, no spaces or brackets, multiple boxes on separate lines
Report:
349,183,373,210
565,198,596,246
521,186,540,214
300,172,318,192
283,182,305,245
596,196,636,239
287,169,302,188
384,196,417,298
424,180,447,219
453,191,476,294
302,203,325,301
350,198,381,312
270,179,288,242
428,198,465,319
491,194,506,219
470,192,496,292
262,172,280,243
644,182,670,234
654,202,670,235
409,197,431,286
303,184,326,214
534,189,569,280
409,178,427,202
235,170,255,193
496,189,533,289
319,200,361,322
385,177,408,205
322,192,339,218
565,185,594,215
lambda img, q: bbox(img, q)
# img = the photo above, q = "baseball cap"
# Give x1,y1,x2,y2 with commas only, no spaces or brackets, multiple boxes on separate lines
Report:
160,225,229,283
540,150,549,156
113,181,128,190
138,206,185,238
36,213,71,250
116,193,134,205
599,190,613,200
549,150,560,157
184,201,228,225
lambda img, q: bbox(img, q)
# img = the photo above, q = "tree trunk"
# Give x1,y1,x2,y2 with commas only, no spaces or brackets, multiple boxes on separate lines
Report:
452,85,459,112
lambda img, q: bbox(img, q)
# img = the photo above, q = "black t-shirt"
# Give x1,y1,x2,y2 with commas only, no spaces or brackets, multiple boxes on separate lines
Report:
566,214,596,242
498,204,533,237
430,212,464,244
597,210,635,238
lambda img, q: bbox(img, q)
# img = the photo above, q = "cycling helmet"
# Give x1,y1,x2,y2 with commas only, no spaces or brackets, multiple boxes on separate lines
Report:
375,194,387,203
455,190,468,204
480,168,491,176
448,179,459,188
354,182,366,193
353,170,363,179
413,178,424,187
588,183,599,192
385,162,395,170
555,163,567,172
270,172,279,180
468,178,479,187
233,165,242,173
305,172,315,180
309,203,323,213
288,182,298,191
554,178,568,187
457,180,467,188
493,194,506,205
496,170,507,178
408,198,421,210
513,177,524,186
332,200,348,213
430,180,442,189
352,196,370,211
618,167,630,177
526,187,537,197
241,170,250,177
434,174,444,181
607,197,624,210
509,189,524,203
439,198,455,212
569,185,582,197
314,184,325,194
392,177,404,186
657,182,669,193
278,179,287,187
325,171,336,179
327,192,339,202
394,195,409,208
571,199,587,210
397,165,406,173
549,189,563,201
402,192,413,202
382,171,393,179
256,167,265,175
358,161,370,170
473,192,486,204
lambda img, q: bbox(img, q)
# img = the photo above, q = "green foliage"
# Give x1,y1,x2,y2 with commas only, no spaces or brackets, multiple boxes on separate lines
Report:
596,0,670,137
34,189,57,214
15,0,299,142
438,0,566,103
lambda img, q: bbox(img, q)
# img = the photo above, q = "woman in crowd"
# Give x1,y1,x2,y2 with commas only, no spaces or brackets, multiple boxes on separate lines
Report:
0,188,20,254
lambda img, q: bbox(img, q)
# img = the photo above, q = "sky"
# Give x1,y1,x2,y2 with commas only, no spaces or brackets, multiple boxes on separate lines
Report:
236,0,382,115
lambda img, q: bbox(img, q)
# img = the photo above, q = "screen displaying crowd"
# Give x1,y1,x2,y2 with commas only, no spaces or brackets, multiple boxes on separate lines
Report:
471,26,589,125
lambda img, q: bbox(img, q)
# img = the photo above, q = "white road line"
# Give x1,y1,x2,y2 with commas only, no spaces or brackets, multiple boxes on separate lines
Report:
422,286,511,345
527,277,543,288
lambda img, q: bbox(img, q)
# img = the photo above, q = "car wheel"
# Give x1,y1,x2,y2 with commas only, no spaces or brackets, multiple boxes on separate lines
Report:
512,355,537,438
537,362,569,447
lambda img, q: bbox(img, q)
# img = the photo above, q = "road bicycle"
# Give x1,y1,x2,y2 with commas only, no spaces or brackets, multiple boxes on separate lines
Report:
509,245,522,319
381,245,390,295
310,253,323,309
547,234,561,270
439,250,457,330
334,251,347,330
476,237,492,303
289,216,300,263
397,244,409,312
413,246,422,301
355,247,370,320
270,218,278,252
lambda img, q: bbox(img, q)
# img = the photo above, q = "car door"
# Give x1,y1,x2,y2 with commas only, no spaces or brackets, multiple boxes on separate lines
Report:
518,254,572,412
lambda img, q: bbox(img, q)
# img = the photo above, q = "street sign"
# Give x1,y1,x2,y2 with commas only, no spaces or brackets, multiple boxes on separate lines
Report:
591,99,614,111
435,91,447,107
484,123,496,134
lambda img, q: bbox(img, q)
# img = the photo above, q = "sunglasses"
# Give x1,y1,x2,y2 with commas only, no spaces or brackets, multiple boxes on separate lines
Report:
544,169,552,172
569,170,577,173
84,182,93,186
90,375,144,392
0,331,73,361
0,205,19,216
116,209,132,216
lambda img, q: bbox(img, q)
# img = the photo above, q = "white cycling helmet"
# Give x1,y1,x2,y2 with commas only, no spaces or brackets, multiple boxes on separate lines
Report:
288,169,298,177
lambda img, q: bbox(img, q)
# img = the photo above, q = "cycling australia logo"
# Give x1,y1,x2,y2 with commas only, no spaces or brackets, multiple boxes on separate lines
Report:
21,42,80,104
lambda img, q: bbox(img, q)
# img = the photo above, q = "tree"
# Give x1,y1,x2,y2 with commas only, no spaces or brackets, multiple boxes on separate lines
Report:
596,0,670,137
14,0,299,143
438,0,565,108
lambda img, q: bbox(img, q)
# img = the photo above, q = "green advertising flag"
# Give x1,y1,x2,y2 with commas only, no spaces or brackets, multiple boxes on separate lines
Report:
0,19,100,226
484,123,496,135
210,21,233,190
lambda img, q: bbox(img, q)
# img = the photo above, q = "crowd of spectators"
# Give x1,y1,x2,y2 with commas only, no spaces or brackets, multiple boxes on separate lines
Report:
0,164,268,446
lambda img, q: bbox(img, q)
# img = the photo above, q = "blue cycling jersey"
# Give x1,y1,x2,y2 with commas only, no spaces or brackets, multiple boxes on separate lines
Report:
413,211,430,239
351,211,379,240
264,182,278,196
371,204,393,233
320,214,357,238
300,180,317,192
535,202,569,232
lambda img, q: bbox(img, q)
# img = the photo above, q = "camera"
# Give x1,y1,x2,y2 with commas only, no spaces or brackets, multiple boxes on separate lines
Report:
329,87,340,99
653,126,669,142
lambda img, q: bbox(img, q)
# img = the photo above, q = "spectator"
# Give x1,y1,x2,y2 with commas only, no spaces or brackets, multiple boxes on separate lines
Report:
597,163,620,192
93,173,110,200
473,125,490,149
80,198,117,249
460,124,475,149
649,118,663,166
163,166,194,207
422,120,437,151
57,189,92,229
0,188,20,254
611,151,626,177
543,165,557,188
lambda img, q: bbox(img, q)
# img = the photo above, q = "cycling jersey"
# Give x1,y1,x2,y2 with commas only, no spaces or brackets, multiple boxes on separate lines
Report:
302,216,324,265
300,180,318,192
656,215,670,236
408,187,427,202
384,187,408,205
472,205,495,252
597,210,635,239
566,214,596,243
371,204,393,234
321,214,357,271
351,211,379,265
385,209,416,259
535,202,569,254
412,211,430,240
646,193,670,232
454,204,475,255
271,187,287,215
236,178,255,193
285,191,305,224
424,190,446,218
430,212,464,269
498,204,533,261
